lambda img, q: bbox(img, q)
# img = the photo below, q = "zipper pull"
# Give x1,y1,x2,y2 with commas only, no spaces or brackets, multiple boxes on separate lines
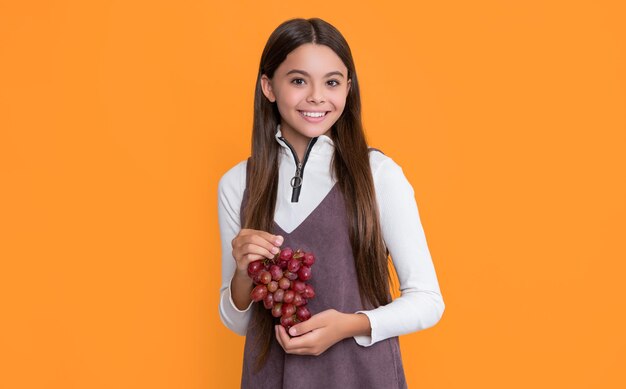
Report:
291,162,303,188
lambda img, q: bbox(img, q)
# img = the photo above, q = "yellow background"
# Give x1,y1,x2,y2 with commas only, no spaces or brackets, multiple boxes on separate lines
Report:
1,1,625,388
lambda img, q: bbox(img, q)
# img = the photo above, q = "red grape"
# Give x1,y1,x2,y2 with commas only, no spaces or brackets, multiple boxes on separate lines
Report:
267,280,278,293
247,260,265,277
271,303,282,318
278,277,291,290
302,284,315,299
273,289,284,303
269,265,282,281
291,280,305,293
281,303,296,317
280,314,295,328
245,247,318,330
263,293,274,309
297,266,312,281
283,290,295,304
296,306,311,321
284,271,298,281
287,258,301,273
293,293,306,307
303,253,315,266
279,248,293,261
258,270,272,285
250,285,268,302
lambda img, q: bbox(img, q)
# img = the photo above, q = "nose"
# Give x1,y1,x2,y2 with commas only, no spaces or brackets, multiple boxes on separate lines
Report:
307,85,325,104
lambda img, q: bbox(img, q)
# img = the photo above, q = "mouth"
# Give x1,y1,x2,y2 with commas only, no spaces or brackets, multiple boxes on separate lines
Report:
298,110,329,118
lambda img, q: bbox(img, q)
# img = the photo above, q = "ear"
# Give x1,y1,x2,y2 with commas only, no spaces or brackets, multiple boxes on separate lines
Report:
347,78,352,93
260,74,276,103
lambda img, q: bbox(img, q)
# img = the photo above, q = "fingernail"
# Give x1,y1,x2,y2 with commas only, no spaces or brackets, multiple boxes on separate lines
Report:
275,236,284,246
289,327,296,336
271,247,279,254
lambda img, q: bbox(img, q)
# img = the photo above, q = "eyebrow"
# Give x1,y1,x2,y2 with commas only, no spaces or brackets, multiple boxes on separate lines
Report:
285,69,345,78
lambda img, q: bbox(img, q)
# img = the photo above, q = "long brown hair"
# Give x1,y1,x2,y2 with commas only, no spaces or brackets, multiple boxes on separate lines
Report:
243,17,391,369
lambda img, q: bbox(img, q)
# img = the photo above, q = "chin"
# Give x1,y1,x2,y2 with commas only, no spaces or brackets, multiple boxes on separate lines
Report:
304,126,333,138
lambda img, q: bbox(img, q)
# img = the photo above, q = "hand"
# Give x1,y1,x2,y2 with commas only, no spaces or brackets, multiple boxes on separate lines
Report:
231,228,283,277
274,309,371,356
229,229,283,310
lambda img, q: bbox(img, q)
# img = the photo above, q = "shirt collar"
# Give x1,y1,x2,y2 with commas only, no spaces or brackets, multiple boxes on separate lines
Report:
274,123,335,157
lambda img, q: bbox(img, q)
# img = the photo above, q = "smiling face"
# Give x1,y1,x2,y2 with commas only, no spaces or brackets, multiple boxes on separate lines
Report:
261,43,351,154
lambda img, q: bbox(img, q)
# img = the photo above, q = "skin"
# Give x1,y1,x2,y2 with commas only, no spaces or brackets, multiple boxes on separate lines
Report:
260,43,351,162
231,43,370,357
230,229,283,311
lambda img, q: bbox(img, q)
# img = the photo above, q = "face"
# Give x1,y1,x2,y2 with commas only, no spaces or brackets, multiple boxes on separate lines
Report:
261,43,351,146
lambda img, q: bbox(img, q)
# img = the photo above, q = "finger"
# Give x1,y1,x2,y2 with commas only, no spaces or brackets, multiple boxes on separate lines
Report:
243,234,282,258
233,234,282,261
278,326,319,350
238,241,275,261
288,319,317,337
275,326,312,355
252,230,284,247
232,241,276,266
288,311,328,337
276,325,292,344
233,252,265,265
275,325,294,352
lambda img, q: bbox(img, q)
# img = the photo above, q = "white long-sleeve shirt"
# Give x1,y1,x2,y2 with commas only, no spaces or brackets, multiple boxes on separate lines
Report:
218,124,445,346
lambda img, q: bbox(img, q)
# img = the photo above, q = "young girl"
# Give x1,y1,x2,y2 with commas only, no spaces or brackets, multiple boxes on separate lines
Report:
218,17,445,388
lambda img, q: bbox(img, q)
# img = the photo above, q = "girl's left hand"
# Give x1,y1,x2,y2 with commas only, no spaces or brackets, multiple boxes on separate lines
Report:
274,309,370,356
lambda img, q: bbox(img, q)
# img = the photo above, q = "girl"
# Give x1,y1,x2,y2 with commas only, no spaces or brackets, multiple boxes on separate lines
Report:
218,17,445,388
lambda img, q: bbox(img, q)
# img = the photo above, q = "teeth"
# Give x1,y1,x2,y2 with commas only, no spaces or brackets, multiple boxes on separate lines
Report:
300,111,326,118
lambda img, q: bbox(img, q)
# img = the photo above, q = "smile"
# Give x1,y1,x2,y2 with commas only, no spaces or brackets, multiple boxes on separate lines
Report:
298,110,328,118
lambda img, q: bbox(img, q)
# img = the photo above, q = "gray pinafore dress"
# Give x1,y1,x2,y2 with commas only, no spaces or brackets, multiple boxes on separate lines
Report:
239,158,407,389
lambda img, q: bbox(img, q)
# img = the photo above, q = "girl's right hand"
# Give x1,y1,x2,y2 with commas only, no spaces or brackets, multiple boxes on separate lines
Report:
231,228,284,277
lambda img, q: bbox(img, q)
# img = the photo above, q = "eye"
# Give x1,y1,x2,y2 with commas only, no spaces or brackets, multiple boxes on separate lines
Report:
291,78,305,85
327,79,340,87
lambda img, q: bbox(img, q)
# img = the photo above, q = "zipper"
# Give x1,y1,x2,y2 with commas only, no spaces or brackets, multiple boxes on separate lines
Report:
278,136,319,202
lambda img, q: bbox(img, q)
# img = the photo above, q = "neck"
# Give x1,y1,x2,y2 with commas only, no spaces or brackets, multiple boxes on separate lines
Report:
279,123,330,162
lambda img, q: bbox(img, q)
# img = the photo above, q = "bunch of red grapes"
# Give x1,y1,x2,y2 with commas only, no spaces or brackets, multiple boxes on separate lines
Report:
248,247,316,330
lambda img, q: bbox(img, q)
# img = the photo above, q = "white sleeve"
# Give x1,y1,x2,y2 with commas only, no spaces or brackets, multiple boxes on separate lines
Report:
354,156,445,346
217,160,254,335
